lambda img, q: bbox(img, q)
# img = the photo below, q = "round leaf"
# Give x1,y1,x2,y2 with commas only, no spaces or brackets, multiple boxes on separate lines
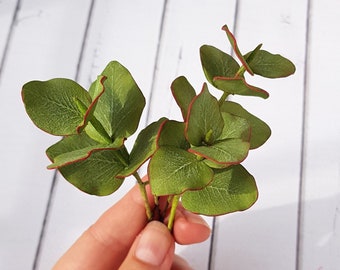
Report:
245,49,296,78
200,45,240,85
221,24,254,75
77,76,111,144
186,84,224,146
217,112,250,141
46,132,124,169
118,118,167,177
157,120,190,150
221,101,271,149
149,146,213,196
189,139,249,166
171,76,196,120
90,61,145,139
22,78,91,135
182,165,258,215
213,77,269,99
57,149,125,196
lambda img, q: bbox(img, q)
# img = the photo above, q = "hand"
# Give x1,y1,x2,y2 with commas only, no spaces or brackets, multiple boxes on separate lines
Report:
53,183,211,270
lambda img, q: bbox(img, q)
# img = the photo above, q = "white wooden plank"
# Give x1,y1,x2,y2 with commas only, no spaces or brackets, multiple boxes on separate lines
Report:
145,0,238,268
0,1,92,269
147,0,238,123
299,0,340,269
36,1,166,269
0,0,17,66
5,1,340,270
211,1,308,269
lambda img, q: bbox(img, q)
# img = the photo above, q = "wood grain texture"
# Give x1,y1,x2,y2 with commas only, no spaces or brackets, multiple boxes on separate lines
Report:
298,0,340,269
211,0,308,268
0,0,18,76
0,1,93,269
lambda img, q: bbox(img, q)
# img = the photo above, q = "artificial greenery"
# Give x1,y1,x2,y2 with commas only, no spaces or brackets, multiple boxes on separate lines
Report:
22,25,295,230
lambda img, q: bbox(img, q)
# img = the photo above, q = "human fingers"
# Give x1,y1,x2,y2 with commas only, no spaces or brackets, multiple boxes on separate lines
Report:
119,221,175,270
171,255,194,270
172,204,211,245
53,183,154,270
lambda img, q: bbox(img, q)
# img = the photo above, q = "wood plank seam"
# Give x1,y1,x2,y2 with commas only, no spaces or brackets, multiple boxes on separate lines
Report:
144,0,168,127
74,0,96,82
295,0,312,269
0,0,21,84
32,172,59,270
31,1,96,268
208,1,239,269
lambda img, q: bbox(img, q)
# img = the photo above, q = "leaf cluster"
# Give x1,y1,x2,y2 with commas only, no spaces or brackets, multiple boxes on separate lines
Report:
22,25,295,222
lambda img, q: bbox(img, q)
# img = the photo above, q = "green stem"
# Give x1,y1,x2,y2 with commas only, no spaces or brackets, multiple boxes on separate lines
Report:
167,195,180,231
133,172,153,221
218,91,229,107
235,65,246,77
154,195,159,206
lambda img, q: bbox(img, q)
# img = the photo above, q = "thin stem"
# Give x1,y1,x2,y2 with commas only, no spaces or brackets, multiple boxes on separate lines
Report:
167,195,180,231
133,172,153,221
235,65,246,78
218,91,229,106
154,195,159,206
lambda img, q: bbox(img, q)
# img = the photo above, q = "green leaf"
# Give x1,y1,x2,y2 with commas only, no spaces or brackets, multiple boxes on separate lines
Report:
83,122,112,144
149,146,213,196
118,118,167,177
221,25,254,75
186,84,224,146
89,61,145,140
190,112,250,168
217,112,250,142
157,120,190,150
244,44,263,64
245,49,296,78
46,132,124,169
74,76,113,144
76,76,111,143
189,139,249,166
47,132,97,160
57,149,126,196
202,159,230,169
220,101,271,149
213,77,269,99
181,165,258,215
22,78,91,135
76,75,106,133
171,76,196,120
200,45,240,85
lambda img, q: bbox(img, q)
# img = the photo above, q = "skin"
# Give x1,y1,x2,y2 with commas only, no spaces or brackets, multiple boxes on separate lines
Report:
53,182,211,270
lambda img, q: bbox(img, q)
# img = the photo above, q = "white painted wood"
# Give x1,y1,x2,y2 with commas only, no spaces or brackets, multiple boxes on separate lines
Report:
147,0,238,123
211,0,308,269
0,0,17,66
0,1,93,269
35,1,167,269
299,0,340,269
1,0,340,269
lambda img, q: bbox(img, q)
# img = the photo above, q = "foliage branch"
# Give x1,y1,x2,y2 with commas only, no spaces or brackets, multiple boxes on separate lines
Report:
22,25,295,230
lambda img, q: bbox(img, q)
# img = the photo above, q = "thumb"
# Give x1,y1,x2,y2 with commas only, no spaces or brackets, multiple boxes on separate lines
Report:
119,221,175,270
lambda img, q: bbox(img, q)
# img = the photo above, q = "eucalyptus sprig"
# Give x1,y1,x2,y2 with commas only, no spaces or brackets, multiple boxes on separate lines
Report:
22,25,295,230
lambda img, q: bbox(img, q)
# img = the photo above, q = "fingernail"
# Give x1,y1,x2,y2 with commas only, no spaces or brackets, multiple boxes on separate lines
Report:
135,221,172,266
